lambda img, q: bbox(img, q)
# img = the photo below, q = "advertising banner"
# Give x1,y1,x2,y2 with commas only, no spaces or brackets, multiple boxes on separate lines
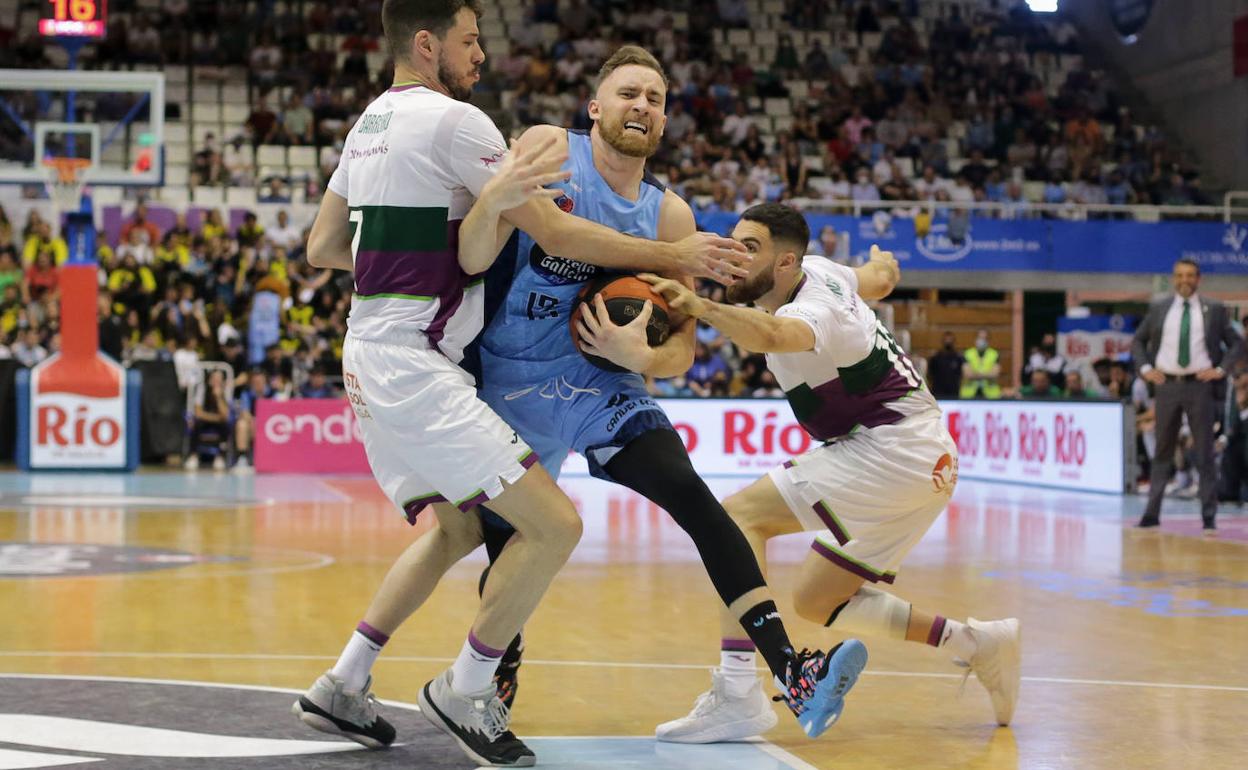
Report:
942,399,1127,493
565,398,1128,493
697,212,1248,275
29,386,127,467
256,397,1129,494
254,398,371,474
1057,315,1138,366
19,354,140,470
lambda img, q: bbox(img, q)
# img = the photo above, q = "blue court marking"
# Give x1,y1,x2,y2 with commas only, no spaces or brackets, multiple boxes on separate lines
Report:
523,737,810,769
983,569,1248,617
0,471,333,506
951,474,1129,496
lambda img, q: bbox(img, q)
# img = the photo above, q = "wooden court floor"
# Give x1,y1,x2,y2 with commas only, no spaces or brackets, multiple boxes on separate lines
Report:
1,470,1246,769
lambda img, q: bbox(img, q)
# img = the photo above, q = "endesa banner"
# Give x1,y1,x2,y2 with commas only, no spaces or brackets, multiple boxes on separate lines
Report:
942,399,1128,493
256,397,1130,494
254,398,370,474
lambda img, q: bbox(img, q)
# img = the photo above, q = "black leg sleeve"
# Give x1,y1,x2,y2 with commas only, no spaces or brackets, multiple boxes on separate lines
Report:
476,506,515,597
604,428,767,607
605,428,797,678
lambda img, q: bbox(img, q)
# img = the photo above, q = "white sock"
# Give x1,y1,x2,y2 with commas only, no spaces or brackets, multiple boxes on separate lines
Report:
720,646,758,699
932,617,978,660
330,624,387,692
450,633,503,696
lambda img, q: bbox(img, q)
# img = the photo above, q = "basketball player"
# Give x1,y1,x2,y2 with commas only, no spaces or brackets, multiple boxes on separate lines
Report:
642,203,1022,743
292,3,751,766
457,45,869,739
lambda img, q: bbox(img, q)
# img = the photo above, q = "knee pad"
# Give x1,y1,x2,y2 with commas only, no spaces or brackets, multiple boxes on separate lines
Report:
826,585,911,640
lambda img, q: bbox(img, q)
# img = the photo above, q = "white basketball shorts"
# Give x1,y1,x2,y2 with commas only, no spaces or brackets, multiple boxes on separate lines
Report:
342,334,537,524
768,412,958,584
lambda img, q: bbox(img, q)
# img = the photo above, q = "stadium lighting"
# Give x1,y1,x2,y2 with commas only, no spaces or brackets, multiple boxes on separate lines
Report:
1026,0,1059,11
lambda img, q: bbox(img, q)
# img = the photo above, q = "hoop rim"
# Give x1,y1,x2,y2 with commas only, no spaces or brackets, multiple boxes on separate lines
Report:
41,157,93,184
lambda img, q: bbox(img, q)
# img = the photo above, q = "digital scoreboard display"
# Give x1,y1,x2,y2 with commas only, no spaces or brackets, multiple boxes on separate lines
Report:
39,0,108,38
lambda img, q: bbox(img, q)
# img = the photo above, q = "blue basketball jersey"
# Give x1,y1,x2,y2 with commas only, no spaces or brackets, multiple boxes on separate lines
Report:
478,129,666,384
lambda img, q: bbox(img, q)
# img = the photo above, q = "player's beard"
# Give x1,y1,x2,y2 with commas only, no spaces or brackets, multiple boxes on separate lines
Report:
439,52,479,102
598,111,661,158
725,268,775,305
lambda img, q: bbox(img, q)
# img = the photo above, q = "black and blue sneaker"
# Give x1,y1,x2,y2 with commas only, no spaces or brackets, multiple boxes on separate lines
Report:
773,641,869,738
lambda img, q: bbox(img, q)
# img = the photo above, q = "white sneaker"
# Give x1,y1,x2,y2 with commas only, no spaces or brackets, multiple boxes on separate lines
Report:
212,455,227,471
958,618,1021,726
292,671,395,749
183,455,199,470
655,669,778,743
232,455,253,474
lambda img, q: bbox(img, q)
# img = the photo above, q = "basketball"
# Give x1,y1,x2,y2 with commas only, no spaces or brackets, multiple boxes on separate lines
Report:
570,275,671,372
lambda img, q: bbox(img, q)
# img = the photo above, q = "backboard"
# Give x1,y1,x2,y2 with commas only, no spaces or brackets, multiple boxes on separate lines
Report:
0,69,165,188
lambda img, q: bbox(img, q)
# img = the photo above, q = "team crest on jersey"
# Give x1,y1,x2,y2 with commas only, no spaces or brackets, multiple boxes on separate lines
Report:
931,453,958,493
529,243,599,285
555,194,575,213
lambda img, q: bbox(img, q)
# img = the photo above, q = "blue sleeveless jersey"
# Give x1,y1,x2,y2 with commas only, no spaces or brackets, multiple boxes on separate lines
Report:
478,130,666,384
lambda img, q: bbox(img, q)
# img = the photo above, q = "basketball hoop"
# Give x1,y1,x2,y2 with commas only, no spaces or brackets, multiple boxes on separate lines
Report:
41,157,91,216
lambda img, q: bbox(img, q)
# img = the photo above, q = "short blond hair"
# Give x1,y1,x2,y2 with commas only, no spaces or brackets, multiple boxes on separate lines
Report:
597,45,669,89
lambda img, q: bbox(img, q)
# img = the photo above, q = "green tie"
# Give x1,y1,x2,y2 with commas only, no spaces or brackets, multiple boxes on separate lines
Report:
1178,300,1191,368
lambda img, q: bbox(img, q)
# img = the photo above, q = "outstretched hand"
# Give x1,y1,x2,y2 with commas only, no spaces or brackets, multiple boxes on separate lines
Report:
480,135,571,212
868,243,899,284
640,273,709,318
670,232,750,285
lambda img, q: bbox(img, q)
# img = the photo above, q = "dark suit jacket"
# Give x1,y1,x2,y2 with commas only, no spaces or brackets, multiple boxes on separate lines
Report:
1132,294,1244,384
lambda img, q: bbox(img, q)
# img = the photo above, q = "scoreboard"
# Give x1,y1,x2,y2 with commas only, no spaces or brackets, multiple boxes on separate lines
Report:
39,0,107,38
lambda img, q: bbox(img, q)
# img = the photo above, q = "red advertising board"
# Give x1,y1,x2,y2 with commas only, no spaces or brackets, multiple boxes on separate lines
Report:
254,397,1128,494
254,399,371,474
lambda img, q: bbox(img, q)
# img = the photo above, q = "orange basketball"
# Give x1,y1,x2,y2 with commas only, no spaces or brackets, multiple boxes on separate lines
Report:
569,275,671,372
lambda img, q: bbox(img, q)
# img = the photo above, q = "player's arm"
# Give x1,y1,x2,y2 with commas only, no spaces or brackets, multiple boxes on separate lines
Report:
498,126,749,284
458,132,571,275
573,192,699,377
306,190,354,272
642,274,816,354
853,244,900,301
642,193,698,377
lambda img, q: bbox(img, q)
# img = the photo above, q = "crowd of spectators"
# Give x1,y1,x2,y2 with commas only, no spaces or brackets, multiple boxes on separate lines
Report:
4,198,1243,496
0,199,349,468
0,0,1224,473
2,1,1209,213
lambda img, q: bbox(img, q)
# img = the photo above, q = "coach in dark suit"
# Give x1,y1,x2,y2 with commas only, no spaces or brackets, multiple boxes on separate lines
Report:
1132,259,1244,530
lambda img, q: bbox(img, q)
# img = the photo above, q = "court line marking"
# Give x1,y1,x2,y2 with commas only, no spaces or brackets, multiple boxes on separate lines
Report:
314,480,356,503
3,653,1247,694
0,547,336,581
0,674,814,770
750,738,821,770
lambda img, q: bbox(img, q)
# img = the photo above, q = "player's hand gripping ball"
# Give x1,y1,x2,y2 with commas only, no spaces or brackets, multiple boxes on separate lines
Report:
570,275,670,372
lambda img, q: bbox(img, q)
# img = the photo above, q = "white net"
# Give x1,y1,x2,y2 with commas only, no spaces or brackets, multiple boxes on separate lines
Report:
41,158,90,216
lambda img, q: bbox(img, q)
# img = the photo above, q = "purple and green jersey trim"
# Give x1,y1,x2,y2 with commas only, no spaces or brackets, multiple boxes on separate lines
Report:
349,204,481,352
399,450,537,524
811,539,897,584
811,500,851,546
784,361,914,442
780,459,852,545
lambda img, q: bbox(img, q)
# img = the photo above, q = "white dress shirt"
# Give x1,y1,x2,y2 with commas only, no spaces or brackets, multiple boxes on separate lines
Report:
1154,293,1212,375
